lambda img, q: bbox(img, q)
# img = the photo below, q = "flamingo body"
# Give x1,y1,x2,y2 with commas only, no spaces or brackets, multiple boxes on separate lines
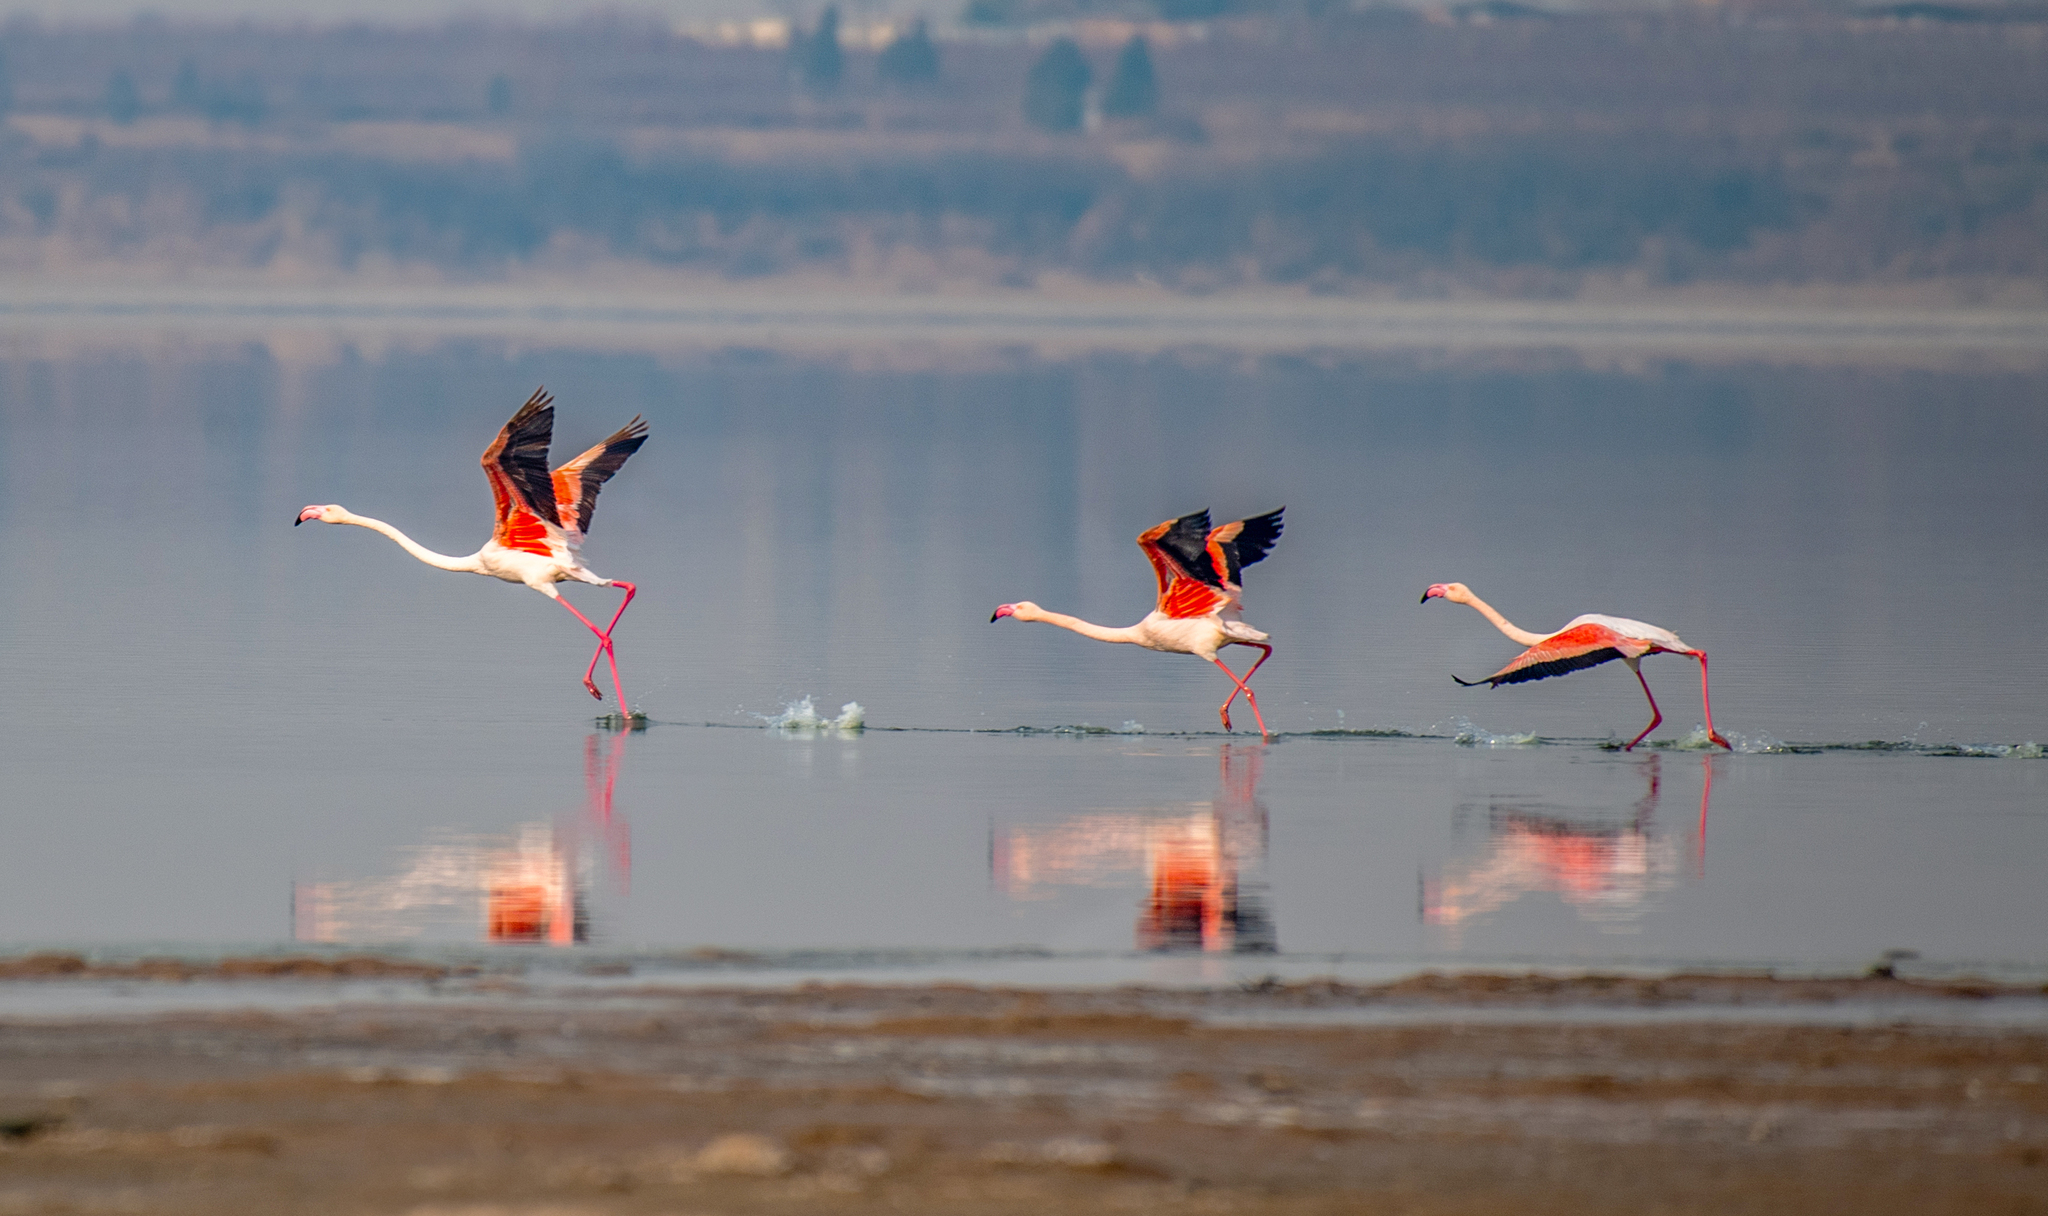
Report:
1422,583,1730,751
993,508,1284,734
298,388,648,707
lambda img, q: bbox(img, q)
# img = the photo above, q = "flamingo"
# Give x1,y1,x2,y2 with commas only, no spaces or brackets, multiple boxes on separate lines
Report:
1420,582,1730,751
992,508,1284,735
297,388,648,708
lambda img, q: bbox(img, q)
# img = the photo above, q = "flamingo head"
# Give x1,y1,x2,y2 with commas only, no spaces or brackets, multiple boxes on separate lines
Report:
296,504,347,526
989,601,1039,623
1420,582,1471,605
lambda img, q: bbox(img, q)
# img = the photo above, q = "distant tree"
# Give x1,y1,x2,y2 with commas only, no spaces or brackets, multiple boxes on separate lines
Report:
1023,38,1090,133
104,70,141,124
171,59,203,112
877,17,940,85
1154,0,1232,18
794,6,844,92
1102,35,1157,119
203,73,265,126
961,0,1018,25
487,73,513,116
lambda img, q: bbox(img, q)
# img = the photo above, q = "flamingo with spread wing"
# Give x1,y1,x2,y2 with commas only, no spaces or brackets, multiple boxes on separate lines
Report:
1421,582,1730,751
297,388,647,709
992,508,1284,735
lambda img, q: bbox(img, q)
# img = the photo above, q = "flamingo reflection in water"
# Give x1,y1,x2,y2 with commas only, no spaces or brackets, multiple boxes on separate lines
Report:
1422,755,1715,933
293,733,631,945
993,744,1275,953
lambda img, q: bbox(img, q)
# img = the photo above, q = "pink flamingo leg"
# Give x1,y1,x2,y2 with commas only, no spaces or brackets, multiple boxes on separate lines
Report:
1625,664,1663,751
555,595,629,708
1218,643,1272,722
580,581,637,701
1207,654,1269,737
1689,650,1733,750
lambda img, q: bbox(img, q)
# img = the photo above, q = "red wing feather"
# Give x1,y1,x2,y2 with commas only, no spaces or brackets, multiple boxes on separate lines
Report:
1467,623,1637,688
1203,521,1240,587
1137,514,1205,600
1138,512,1232,619
496,509,558,557
482,388,566,557
1160,577,1230,620
551,416,649,543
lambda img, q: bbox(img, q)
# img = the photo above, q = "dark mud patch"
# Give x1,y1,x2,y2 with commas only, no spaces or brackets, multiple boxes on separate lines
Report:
0,952,461,982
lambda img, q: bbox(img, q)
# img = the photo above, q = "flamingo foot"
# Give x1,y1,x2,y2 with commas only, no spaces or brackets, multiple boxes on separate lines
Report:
1709,730,1732,751
585,678,604,701
1625,717,1661,751
1220,706,1234,732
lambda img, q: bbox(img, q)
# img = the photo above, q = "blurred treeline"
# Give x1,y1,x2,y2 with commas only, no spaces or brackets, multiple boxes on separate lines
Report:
0,4,2043,297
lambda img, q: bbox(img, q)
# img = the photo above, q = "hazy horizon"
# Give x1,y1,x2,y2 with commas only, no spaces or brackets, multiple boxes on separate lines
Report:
0,0,925,26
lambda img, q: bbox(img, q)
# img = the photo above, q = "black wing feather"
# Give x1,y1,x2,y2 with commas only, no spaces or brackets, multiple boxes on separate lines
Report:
1479,647,1625,687
499,388,562,528
1155,509,1221,588
1220,507,1284,586
568,417,648,536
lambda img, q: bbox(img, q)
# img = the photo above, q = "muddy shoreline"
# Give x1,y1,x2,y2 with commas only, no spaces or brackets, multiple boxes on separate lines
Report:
2,968,2043,1213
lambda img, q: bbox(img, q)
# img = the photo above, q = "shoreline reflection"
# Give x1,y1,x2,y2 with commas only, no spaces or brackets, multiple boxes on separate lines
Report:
994,744,1276,953
1423,755,1714,935
293,733,630,945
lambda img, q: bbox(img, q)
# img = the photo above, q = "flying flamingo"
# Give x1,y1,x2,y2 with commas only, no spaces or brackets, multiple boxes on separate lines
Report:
1420,582,1730,751
992,508,1284,735
297,388,648,708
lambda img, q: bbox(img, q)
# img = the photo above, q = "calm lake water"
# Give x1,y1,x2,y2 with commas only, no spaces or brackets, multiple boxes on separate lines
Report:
0,321,2042,982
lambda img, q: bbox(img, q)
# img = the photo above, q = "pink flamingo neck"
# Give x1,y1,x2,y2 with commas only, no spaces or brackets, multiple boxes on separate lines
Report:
1454,589,1549,647
335,511,481,573
1022,608,1144,645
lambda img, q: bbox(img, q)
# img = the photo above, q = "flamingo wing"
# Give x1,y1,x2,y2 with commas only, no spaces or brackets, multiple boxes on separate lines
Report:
1456,622,1642,688
1206,507,1284,588
1137,510,1231,620
482,388,566,557
551,415,648,546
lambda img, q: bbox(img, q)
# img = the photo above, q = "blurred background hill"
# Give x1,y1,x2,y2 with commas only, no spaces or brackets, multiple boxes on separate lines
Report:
0,0,2042,303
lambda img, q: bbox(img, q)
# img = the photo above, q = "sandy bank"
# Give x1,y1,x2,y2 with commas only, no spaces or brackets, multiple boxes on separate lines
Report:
0,972,2043,1213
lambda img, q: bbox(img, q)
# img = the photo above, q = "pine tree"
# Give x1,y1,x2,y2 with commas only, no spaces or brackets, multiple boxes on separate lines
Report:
1023,38,1090,133
1102,35,1157,119
962,0,1016,25
877,18,940,85
104,70,141,124
796,6,844,92
171,59,203,112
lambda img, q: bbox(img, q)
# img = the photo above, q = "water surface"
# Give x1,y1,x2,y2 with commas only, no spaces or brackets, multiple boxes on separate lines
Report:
0,327,2041,981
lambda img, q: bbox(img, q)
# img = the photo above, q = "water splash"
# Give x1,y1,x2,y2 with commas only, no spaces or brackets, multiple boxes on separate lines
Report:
755,696,866,734
1445,717,1540,747
1942,740,2044,759
1721,729,1790,754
